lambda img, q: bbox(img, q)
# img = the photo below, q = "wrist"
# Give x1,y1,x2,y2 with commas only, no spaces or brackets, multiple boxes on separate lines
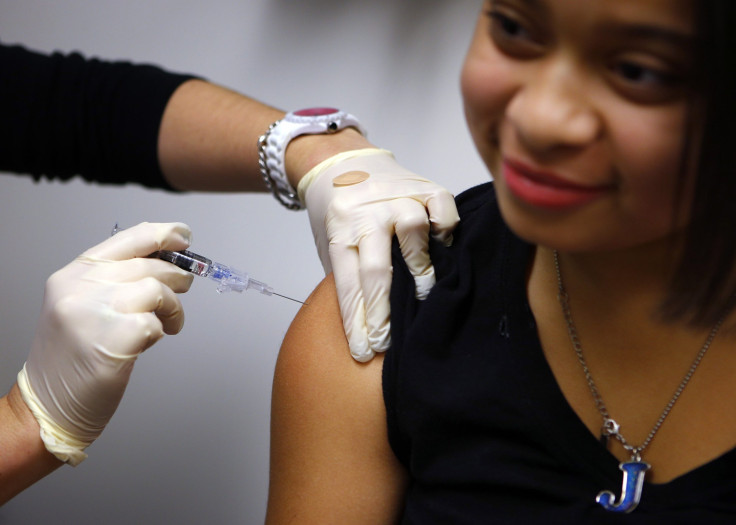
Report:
5,383,43,443
284,128,375,189
0,384,62,504
16,365,89,466
259,108,368,209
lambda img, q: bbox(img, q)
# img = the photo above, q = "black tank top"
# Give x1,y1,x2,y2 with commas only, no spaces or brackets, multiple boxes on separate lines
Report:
383,182,736,524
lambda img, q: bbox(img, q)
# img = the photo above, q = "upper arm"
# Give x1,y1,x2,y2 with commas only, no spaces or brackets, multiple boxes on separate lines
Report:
266,275,408,524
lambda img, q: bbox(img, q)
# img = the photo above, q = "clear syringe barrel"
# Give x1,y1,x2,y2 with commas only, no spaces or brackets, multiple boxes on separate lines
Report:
151,250,274,296
206,261,274,295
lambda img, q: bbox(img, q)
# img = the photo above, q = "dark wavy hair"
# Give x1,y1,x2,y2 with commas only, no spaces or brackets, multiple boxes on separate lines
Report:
662,1,736,326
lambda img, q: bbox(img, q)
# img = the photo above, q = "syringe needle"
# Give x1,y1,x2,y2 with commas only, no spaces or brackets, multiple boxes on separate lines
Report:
272,292,307,305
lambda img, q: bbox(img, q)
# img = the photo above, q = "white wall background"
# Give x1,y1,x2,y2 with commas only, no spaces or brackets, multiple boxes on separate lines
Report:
0,1,487,523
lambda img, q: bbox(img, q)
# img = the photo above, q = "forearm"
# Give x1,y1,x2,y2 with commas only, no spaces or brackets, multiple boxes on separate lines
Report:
0,43,190,188
157,79,375,192
0,384,62,505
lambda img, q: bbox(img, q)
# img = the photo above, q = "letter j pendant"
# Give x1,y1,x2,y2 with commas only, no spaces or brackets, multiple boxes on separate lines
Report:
596,460,651,513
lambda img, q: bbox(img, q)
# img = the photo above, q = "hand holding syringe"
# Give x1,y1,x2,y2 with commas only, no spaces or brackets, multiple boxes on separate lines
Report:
112,224,305,304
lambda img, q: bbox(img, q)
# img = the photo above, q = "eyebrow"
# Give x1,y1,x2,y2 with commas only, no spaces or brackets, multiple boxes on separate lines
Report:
490,0,551,19
604,23,693,50
490,0,544,8
491,0,694,50
503,0,544,8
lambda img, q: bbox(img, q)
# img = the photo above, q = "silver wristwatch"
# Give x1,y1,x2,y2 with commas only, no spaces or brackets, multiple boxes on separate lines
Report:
258,107,366,210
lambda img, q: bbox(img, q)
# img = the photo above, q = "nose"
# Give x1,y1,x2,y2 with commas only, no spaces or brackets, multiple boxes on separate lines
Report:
506,58,600,154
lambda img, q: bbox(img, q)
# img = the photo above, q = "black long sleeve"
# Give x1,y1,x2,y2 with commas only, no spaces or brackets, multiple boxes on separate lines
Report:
0,43,196,190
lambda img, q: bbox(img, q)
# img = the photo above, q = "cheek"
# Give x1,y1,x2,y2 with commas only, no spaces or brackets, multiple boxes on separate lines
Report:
461,48,518,172
609,104,689,215
461,51,514,123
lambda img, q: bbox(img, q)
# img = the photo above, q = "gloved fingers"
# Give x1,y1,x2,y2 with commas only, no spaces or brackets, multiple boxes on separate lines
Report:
51,295,166,360
425,190,460,247
356,232,393,353
83,222,192,261
93,311,167,360
329,242,374,362
393,203,435,300
110,277,187,335
78,257,194,293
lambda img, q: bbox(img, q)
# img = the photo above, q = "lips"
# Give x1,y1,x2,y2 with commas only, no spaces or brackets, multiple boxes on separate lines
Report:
502,159,611,209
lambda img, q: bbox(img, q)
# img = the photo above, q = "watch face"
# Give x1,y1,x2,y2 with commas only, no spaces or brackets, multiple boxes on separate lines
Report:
293,107,339,117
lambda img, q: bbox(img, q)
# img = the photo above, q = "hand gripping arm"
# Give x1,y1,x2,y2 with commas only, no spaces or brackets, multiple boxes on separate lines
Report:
299,149,459,361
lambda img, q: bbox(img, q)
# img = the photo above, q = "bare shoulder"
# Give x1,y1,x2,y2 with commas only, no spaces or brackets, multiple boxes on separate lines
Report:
274,275,385,389
267,275,407,524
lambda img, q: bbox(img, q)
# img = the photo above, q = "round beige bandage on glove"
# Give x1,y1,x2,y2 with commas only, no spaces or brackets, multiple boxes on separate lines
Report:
17,222,194,465
299,149,460,362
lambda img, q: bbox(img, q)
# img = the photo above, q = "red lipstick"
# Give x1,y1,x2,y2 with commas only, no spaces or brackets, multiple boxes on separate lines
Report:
502,159,610,209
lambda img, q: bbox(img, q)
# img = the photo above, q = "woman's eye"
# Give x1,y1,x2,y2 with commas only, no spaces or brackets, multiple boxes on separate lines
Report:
491,11,526,38
614,62,669,86
486,9,542,57
609,59,685,103
487,11,528,38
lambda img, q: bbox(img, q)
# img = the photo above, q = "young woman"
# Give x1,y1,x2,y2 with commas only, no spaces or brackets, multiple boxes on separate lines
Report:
267,0,736,521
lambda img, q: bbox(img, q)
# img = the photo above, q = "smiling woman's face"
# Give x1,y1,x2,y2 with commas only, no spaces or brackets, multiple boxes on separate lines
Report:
461,0,696,253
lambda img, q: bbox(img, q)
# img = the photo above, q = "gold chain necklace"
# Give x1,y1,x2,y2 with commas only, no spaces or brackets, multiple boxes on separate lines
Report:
553,250,725,513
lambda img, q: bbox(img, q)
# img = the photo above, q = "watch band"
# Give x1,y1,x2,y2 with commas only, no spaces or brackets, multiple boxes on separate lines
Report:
258,107,366,210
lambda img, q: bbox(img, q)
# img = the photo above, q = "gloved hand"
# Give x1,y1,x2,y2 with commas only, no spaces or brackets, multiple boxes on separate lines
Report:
16,222,194,465
299,149,460,362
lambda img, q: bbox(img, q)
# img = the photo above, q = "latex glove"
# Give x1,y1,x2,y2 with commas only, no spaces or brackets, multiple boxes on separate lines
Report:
16,222,194,465
299,149,460,362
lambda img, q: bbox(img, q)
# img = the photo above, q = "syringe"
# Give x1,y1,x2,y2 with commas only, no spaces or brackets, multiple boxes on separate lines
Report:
111,224,304,304
151,249,304,303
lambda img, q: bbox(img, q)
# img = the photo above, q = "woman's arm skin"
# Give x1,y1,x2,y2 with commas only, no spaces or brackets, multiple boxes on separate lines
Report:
0,384,62,505
157,79,373,192
267,274,408,524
